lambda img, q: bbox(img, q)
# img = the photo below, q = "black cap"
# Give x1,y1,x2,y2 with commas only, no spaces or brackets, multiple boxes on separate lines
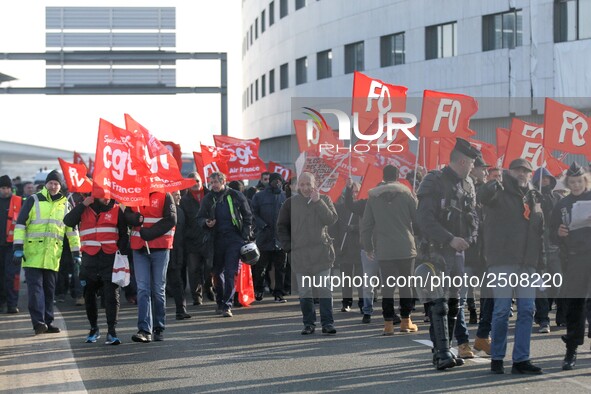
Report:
269,172,283,184
0,175,12,188
45,170,64,186
453,138,481,160
474,155,490,168
383,165,399,182
509,158,534,172
566,162,585,177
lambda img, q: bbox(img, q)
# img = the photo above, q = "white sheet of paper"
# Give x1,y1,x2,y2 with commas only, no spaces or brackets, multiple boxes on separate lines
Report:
569,200,591,230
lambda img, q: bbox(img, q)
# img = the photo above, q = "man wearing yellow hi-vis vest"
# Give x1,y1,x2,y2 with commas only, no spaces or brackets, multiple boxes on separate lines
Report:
13,170,81,335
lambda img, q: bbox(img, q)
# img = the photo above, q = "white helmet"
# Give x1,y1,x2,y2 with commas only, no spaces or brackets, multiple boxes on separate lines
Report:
240,242,260,265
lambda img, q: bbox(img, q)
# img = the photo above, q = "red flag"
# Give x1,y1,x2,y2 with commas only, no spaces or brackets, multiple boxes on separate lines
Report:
468,139,498,168
268,161,292,181
417,138,440,171
192,152,206,183
160,140,183,169
298,152,346,203
545,154,570,177
73,151,85,165
213,135,267,181
420,90,478,139
351,71,408,138
200,144,234,180
496,128,510,166
93,119,149,206
87,157,95,178
543,98,591,159
502,130,545,169
124,114,195,193
358,163,383,200
294,119,342,154
58,158,92,193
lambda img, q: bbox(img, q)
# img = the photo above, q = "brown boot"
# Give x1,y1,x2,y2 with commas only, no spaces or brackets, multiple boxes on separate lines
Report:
400,317,418,333
458,342,475,359
473,336,491,355
383,320,394,336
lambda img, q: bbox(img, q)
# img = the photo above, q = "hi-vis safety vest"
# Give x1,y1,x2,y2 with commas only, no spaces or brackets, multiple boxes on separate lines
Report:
13,188,80,272
79,204,120,255
130,193,175,250
6,194,22,243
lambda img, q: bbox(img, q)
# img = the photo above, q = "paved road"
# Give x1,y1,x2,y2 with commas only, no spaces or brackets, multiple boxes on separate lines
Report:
2,289,591,393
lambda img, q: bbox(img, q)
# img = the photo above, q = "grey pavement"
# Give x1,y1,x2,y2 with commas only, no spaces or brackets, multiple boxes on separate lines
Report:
2,286,591,393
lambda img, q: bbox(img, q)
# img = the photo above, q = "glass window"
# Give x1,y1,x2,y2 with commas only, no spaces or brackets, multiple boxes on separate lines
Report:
280,0,288,18
344,41,364,74
255,18,259,39
280,63,288,89
483,10,523,50
269,69,275,93
426,22,457,60
269,1,275,26
317,49,332,80
555,0,591,42
296,56,307,85
380,32,405,67
261,10,266,33
296,0,306,10
261,74,266,97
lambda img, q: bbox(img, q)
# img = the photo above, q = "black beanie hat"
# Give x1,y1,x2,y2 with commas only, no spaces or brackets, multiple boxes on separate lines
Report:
269,172,283,184
383,165,399,182
0,175,12,188
45,170,64,186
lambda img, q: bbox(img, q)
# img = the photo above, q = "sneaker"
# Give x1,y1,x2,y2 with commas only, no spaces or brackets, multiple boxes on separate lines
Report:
491,359,504,374
176,312,192,320
7,306,19,314
46,325,61,334
105,333,121,345
458,342,475,359
193,298,203,306
340,305,351,312
34,323,48,335
511,360,543,375
301,325,315,335
361,314,371,324
538,324,550,334
223,309,233,317
255,292,264,301
86,327,101,343
131,330,152,343
153,328,164,342
274,295,287,303
322,325,337,335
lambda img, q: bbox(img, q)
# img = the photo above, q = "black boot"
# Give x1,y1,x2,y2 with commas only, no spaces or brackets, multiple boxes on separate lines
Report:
563,347,577,371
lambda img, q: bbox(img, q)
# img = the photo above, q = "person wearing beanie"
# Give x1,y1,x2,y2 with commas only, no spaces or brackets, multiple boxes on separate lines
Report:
549,162,591,370
12,170,81,335
0,175,22,314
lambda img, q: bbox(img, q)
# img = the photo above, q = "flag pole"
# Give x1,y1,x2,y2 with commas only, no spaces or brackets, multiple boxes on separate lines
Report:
413,137,421,191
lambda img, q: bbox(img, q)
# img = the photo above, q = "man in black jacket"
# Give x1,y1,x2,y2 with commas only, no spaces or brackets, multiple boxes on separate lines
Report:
197,172,253,317
478,158,544,375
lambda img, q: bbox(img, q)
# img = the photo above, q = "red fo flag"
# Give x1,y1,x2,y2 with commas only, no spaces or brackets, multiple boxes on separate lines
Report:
192,152,206,183
546,155,570,177
213,135,267,181
200,144,234,180
160,140,183,169
543,98,591,159
73,151,85,165
502,130,545,169
420,90,478,139
268,161,292,181
58,158,92,193
124,114,195,193
93,119,149,206
351,71,408,138
294,119,343,154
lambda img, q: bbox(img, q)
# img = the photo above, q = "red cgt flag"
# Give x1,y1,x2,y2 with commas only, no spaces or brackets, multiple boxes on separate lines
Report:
124,114,195,193
58,158,93,193
93,119,149,206
420,90,478,139
200,144,234,180
268,161,292,181
543,98,591,159
160,140,183,169
213,135,267,181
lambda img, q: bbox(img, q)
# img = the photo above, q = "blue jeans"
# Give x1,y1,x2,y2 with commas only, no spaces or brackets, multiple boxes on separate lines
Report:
490,265,535,362
24,268,57,328
360,250,380,315
133,249,170,333
296,269,333,327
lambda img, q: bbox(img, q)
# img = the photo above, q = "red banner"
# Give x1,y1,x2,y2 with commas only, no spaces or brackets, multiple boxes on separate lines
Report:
543,98,591,159
213,135,267,181
93,119,149,206
298,152,346,203
468,139,498,168
268,161,292,181
192,152,206,183
73,151,85,165
124,114,195,193
420,90,478,139
160,140,183,169
502,130,545,170
58,158,92,193
200,144,234,180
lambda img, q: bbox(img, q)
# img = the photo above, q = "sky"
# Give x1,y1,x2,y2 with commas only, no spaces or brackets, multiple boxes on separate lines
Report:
0,0,242,155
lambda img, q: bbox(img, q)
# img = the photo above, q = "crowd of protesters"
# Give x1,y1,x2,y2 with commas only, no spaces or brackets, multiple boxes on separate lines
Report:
2,145,591,374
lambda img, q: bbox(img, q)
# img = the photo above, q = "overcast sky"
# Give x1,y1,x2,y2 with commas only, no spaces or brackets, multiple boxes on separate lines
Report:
0,0,242,154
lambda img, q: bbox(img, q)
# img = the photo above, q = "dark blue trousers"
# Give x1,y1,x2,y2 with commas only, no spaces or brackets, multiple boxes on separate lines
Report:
24,267,57,328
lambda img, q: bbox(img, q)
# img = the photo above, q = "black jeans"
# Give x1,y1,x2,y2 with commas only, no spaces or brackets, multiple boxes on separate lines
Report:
563,253,591,348
167,246,187,313
187,251,213,302
84,278,120,335
379,258,415,319
253,250,286,296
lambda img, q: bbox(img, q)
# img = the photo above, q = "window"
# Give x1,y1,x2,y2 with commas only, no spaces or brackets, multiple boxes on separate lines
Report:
269,69,275,93
483,10,523,50
246,87,249,107
249,25,253,45
261,10,266,33
246,32,249,50
317,49,332,80
255,79,259,101
255,18,259,39
344,41,364,74
261,74,266,97
250,83,253,104
426,22,457,60
269,1,275,26
280,63,288,89
296,0,306,10
280,0,288,18
296,57,307,85
555,0,591,42
380,32,405,66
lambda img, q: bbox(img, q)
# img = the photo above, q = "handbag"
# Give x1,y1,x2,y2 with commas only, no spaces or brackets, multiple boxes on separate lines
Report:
112,251,131,287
